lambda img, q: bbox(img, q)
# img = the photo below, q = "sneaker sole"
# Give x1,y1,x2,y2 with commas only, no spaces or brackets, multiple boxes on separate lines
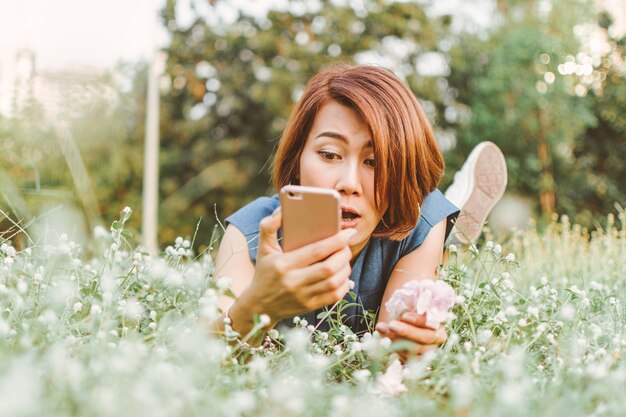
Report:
453,142,507,245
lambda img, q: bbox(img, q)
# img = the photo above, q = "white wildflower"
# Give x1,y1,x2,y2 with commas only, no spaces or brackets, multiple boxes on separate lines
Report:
448,244,457,253
569,285,584,296
477,329,492,344
5,246,16,257
589,323,602,339
559,304,576,321
494,311,508,324
505,306,519,317
486,240,494,249
215,275,231,291
371,360,407,397
505,253,516,262
494,244,502,254
73,302,83,312
540,276,548,285
122,299,144,321
380,337,392,349
353,369,371,383
259,314,271,327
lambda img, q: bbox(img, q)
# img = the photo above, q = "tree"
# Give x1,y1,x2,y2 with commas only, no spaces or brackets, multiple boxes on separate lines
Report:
568,13,626,225
444,0,601,221
157,0,453,244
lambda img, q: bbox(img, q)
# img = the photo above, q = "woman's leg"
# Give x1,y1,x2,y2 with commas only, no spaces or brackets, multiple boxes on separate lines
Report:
444,141,508,245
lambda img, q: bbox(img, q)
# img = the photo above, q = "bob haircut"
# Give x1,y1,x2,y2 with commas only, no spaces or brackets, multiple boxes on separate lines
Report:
272,64,444,240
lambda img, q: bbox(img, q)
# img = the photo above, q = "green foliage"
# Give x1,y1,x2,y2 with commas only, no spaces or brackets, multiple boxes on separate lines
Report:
568,24,626,225
443,0,625,223
0,63,146,245
157,0,451,244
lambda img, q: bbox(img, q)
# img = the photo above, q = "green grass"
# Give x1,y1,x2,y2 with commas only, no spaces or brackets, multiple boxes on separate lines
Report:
0,208,625,416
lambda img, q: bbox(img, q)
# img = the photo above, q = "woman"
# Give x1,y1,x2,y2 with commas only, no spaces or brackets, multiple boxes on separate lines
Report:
212,64,501,355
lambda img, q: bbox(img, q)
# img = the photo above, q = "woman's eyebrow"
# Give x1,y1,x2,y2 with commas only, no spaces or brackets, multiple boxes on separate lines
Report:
314,131,373,147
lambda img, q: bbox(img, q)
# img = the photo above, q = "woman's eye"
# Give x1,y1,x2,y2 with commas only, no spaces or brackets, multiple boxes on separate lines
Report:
319,151,339,160
365,158,375,167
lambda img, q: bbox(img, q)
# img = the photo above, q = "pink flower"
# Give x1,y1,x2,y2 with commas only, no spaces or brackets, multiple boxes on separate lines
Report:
385,279,456,328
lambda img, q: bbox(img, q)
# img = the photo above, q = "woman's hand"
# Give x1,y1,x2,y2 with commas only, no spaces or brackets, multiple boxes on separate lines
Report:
375,312,448,359
237,208,356,325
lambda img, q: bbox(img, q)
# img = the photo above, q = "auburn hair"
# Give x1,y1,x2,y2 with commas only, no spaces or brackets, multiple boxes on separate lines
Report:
272,64,444,240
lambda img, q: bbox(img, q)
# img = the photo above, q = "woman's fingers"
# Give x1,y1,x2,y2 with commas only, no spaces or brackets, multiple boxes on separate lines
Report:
375,322,440,358
296,245,352,287
257,208,283,257
302,262,352,296
387,320,447,345
399,312,429,328
306,277,351,309
282,228,356,269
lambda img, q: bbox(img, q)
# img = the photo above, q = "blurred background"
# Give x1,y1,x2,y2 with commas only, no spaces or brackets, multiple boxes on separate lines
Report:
0,0,624,253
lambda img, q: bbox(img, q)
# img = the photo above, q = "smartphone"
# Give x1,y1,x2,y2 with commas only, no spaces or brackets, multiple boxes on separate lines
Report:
279,185,341,252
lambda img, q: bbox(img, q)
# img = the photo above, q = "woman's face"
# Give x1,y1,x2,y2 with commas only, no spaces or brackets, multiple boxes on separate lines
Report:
299,100,382,258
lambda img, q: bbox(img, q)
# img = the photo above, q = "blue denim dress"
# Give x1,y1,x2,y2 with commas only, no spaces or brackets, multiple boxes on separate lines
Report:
225,189,459,334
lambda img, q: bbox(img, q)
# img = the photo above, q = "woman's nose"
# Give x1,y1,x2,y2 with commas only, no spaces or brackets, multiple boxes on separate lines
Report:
336,161,362,195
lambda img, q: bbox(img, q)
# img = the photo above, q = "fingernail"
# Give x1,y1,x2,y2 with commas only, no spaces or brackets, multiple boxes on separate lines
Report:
389,321,401,333
376,322,389,334
272,207,280,217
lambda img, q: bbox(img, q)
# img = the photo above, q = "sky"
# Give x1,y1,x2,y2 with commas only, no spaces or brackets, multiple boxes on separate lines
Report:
1,0,622,72
0,0,165,71
0,0,497,72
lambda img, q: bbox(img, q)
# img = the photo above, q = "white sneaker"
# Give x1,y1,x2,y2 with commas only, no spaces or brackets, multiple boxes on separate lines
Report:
445,141,507,245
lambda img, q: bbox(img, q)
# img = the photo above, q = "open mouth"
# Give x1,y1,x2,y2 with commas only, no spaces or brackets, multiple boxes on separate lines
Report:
341,208,361,228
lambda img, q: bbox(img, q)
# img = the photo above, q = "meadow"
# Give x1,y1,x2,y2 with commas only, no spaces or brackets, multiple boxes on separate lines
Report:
0,207,625,417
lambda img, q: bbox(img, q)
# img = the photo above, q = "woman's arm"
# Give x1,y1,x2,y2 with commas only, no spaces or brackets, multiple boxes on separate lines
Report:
376,218,449,355
208,209,356,341
209,223,260,338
